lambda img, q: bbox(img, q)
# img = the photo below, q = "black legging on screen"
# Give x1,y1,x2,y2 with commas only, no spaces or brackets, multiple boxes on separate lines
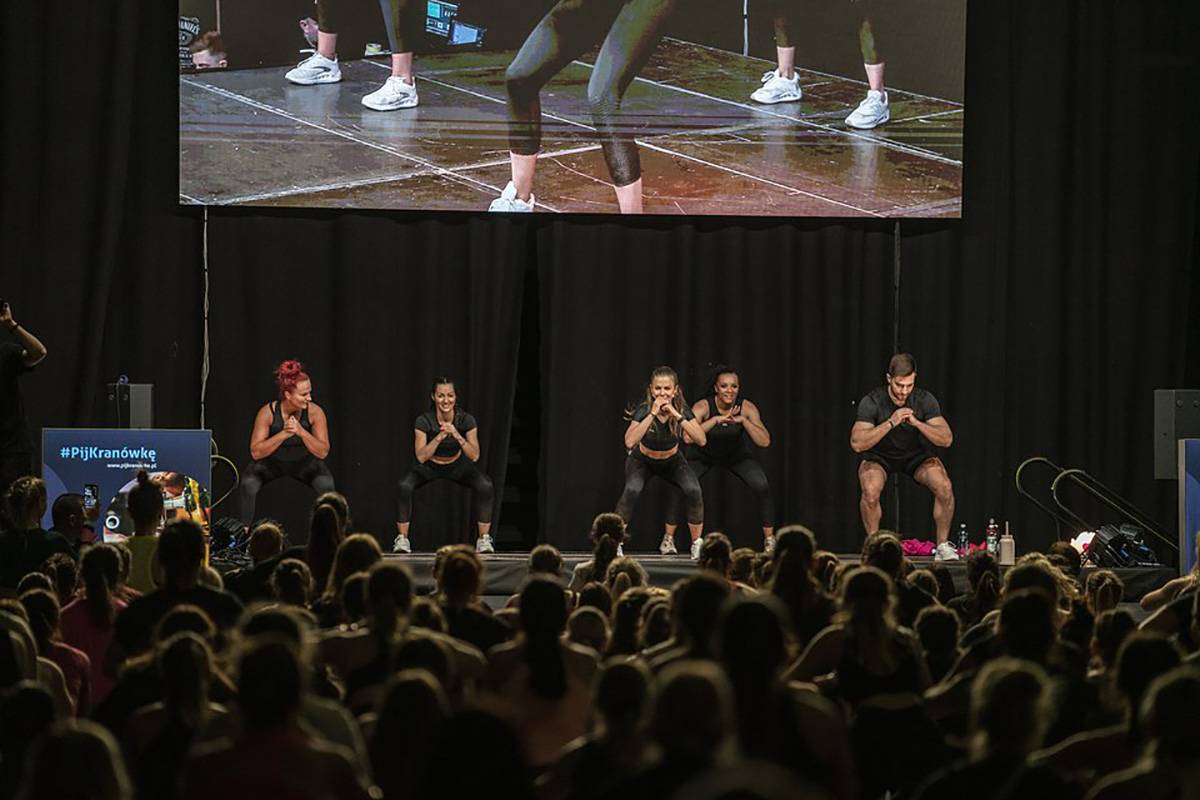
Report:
396,458,495,524
504,0,678,188
767,0,885,62
239,456,336,525
317,0,417,53
616,452,704,526
670,456,774,526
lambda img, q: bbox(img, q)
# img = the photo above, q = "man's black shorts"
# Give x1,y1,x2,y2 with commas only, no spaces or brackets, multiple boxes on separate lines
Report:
861,451,939,478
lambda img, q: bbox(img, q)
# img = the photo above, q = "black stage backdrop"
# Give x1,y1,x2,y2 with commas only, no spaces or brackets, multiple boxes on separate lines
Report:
2,0,1198,557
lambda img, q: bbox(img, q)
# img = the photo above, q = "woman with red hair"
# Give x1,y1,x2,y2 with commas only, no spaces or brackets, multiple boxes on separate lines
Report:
239,360,333,525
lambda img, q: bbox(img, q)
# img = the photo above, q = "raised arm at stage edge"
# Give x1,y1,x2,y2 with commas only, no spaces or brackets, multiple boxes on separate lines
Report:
1,304,48,367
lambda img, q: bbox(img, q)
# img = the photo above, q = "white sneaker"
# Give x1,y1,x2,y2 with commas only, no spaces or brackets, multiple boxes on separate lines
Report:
362,76,419,111
617,543,624,557
751,69,802,104
934,541,960,561
392,534,411,554
659,534,677,556
845,90,889,129
476,534,495,554
488,182,535,212
285,53,342,85
690,537,703,561
763,535,776,555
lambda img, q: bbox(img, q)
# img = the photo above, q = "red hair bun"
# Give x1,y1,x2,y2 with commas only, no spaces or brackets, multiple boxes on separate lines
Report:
274,360,309,398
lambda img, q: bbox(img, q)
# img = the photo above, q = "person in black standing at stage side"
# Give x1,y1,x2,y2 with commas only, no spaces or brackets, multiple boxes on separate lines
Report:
488,0,679,214
393,378,495,556
617,366,707,560
0,301,48,501
850,353,957,561
666,366,775,554
239,360,334,528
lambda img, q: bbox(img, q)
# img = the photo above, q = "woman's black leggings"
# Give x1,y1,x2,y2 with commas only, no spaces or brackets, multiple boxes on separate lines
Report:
317,0,417,54
239,456,336,525
504,0,678,187
767,0,885,63
396,458,495,524
616,452,703,526
671,456,774,527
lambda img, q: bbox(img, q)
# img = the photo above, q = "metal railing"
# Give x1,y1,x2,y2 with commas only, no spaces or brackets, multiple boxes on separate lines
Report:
1014,456,1176,554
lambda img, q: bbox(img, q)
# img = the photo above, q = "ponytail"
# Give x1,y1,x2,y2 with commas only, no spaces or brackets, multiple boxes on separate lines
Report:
519,579,568,700
592,536,619,582
977,571,1000,615
81,545,120,627
127,470,164,529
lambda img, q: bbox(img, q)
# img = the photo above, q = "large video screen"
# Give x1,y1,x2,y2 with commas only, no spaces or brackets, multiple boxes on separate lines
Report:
179,0,965,216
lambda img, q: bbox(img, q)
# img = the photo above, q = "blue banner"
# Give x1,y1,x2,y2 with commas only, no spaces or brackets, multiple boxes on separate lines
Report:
1182,439,1200,576
42,428,212,541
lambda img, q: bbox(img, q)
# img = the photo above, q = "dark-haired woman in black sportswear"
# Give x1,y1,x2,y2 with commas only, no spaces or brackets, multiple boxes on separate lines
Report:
666,366,775,553
617,366,707,559
393,378,495,555
488,0,678,214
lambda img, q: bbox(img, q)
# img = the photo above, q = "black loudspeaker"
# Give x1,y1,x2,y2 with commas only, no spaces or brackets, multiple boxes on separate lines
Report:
1089,524,1164,568
1155,390,1200,479
106,383,154,429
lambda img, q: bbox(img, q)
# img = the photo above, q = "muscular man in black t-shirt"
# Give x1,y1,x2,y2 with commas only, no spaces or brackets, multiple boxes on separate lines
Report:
850,354,957,559
0,302,48,498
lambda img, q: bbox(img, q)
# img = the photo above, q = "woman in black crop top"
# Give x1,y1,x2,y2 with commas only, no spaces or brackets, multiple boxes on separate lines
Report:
393,378,495,555
239,360,334,526
616,366,708,559
667,366,776,553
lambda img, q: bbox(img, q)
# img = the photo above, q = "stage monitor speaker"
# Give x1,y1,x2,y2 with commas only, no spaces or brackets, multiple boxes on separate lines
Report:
106,383,153,429
1155,390,1200,479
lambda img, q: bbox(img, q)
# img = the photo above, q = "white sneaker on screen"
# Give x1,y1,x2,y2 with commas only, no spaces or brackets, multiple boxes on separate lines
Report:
751,69,802,104
392,534,411,554
476,534,495,554
763,535,776,555
659,534,677,556
362,76,419,111
488,182,535,212
845,90,890,129
285,52,342,85
690,537,703,561
934,541,960,561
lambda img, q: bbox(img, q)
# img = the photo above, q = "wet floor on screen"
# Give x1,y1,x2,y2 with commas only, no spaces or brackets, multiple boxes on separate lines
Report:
180,38,962,216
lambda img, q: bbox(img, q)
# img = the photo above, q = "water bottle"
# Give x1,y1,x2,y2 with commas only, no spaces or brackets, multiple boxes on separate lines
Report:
986,518,1000,555
957,523,969,553
999,522,1015,566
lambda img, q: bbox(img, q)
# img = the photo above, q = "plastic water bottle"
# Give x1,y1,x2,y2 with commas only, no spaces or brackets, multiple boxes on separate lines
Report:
957,523,969,553
986,518,1000,555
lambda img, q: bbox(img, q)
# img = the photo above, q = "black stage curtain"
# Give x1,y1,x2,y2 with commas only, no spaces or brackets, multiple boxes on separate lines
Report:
203,212,528,547
3,0,1198,560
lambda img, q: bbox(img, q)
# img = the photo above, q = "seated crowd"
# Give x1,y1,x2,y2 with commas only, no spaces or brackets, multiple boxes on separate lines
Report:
1,473,1199,800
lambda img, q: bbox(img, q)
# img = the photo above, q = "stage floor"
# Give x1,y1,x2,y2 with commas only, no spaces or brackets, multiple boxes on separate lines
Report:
180,39,962,216
388,551,1174,603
